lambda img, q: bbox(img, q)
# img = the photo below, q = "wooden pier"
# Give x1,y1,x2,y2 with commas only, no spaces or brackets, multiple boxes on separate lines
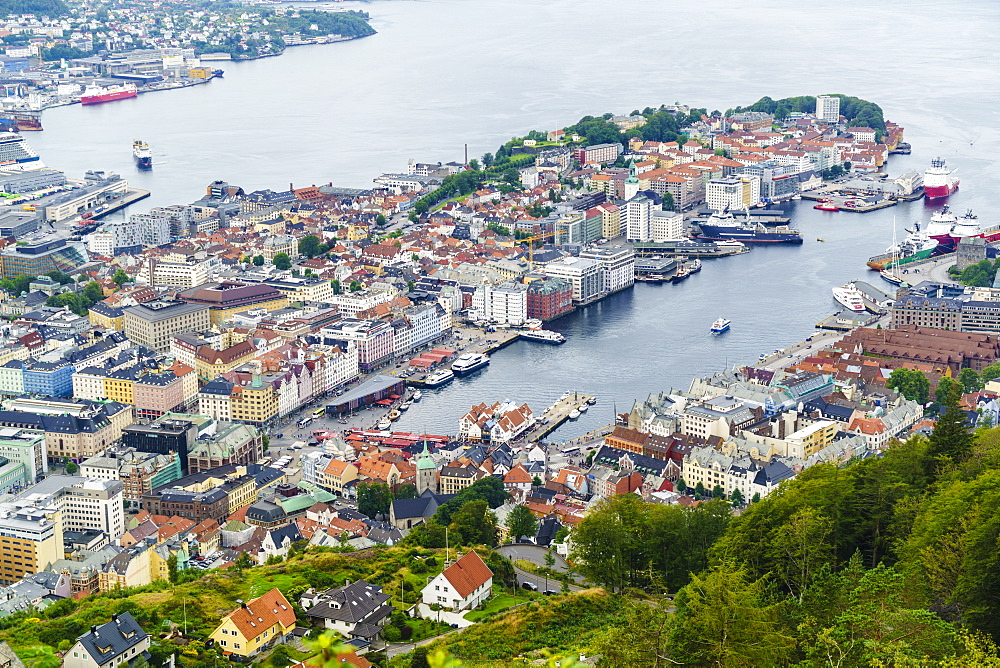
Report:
525,392,596,442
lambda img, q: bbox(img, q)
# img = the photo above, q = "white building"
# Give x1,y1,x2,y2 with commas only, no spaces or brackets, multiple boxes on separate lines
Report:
706,176,761,212
421,550,493,612
85,218,143,256
58,478,125,541
471,282,528,326
131,212,172,247
580,245,635,295
815,95,840,122
539,256,603,303
650,210,684,242
135,257,211,288
64,612,150,668
625,194,653,242
328,291,395,317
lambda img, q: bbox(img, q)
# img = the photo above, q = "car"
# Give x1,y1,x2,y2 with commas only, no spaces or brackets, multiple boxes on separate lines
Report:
275,433,284,438
521,582,538,591
543,590,559,596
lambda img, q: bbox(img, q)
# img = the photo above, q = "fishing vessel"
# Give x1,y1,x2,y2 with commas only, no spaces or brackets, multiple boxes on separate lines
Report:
697,211,803,244
710,318,731,334
132,139,152,169
813,198,839,211
832,283,866,312
424,369,455,387
671,266,690,282
81,83,138,105
520,330,566,344
451,353,489,376
866,220,939,270
924,157,959,200
686,258,702,274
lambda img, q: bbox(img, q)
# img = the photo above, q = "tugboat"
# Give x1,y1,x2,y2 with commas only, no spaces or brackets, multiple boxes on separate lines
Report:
132,140,152,169
813,198,839,211
710,317,731,334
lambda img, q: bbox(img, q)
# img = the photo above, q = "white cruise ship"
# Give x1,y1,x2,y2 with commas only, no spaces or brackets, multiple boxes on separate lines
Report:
0,132,44,170
424,369,455,387
832,282,866,312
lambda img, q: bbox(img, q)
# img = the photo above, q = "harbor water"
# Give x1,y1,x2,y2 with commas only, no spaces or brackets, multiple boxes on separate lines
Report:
24,0,1000,439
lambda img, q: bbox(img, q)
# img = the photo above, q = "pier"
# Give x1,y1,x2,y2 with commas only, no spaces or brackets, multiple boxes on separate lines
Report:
525,392,596,442
92,188,150,219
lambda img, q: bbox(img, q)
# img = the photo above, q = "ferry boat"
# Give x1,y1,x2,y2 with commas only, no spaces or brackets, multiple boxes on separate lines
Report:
924,157,959,200
520,330,566,344
424,369,455,387
832,283,866,312
710,318,731,334
671,266,690,283
866,221,939,270
697,211,803,244
451,353,489,376
814,198,840,211
80,83,138,105
132,139,152,169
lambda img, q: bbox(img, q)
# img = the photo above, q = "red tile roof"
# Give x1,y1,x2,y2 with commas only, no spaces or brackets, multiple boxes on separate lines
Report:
441,551,493,599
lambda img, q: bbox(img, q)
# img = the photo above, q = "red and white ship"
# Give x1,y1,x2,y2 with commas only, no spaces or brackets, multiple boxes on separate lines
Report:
80,83,138,106
923,157,959,200
925,206,1000,248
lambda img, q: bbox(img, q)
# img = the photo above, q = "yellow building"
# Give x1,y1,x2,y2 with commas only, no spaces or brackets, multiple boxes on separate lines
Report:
194,340,258,382
188,67,213,79
0,501,63,584
211,588,296,659
88,302,126,331
103,374,135,405
230,378,279,428
786,420,838,458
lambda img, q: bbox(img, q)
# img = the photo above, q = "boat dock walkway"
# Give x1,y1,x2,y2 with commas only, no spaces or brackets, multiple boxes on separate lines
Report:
92,188,150,220
526,392,596,442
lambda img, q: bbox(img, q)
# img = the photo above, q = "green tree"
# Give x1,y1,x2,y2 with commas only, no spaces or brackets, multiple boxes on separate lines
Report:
506,504,538,542
751,492,761,504
450,499,499,546
694,482,706,498
253,254,265,266
349,281,362,292
929,379,974,473
357,481,392,518
409,646,430,668
676,477,687,494
960,367,982,394
111,269,129,286
711,484,725,499
82,281,103,304
298,235,322,258
330,279,341,295
773,507,835,602
729,488,743,508
532,475,542,486
272,253,292,271
375,213,387,227
887,367,930,404
167,554,179,584
64,459,78,475
668,562,795,667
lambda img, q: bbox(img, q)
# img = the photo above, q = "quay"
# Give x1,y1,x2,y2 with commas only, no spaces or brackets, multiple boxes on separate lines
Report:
525,392,596,442
404,328,531,388
92,188,150,219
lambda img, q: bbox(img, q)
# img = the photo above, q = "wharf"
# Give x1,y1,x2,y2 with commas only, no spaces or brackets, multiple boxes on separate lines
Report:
815,310,881,332
525,392,596,442
852,280,893,313
405,328,523,387
801,191,899,212
92,188,150,219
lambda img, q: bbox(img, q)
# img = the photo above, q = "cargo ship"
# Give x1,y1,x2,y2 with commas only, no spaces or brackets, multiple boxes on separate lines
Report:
81,83,138,105
866,221,939,270
132,139,152,169
924,157,959,200
0,111,41,132
697,211,803,244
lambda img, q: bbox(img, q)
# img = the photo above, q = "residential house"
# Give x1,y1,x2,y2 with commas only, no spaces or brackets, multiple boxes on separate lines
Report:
302,580,392,641
420,550,493,612
64,612,150,668
209,588,297,659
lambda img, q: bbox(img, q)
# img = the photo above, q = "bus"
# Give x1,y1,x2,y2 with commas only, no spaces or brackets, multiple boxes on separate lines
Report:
312,408,325,417
297,416,313,427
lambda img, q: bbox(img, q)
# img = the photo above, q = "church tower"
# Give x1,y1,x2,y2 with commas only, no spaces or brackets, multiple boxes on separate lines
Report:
416,440,438,495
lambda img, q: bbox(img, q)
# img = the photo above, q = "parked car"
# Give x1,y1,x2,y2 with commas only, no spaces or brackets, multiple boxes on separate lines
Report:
521,582,538,591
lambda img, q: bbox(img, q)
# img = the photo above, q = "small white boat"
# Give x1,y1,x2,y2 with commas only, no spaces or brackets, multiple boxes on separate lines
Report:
586,397,597,405
412,390,422,401
376,418,391,430
578,404,589,413
568,409,581,419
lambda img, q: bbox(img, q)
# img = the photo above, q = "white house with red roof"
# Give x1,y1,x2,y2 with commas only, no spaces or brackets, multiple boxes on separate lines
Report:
457,401,534,444
421,551,493,611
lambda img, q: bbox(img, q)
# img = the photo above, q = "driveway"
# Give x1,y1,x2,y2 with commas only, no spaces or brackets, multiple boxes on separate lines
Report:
498,543,572,573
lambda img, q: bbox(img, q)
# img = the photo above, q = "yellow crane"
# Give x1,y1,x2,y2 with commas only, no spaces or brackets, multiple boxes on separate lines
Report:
520,228,568,268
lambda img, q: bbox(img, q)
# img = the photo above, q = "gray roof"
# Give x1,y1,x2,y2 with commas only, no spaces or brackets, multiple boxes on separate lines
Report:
306,580,391,626
77,612,148,666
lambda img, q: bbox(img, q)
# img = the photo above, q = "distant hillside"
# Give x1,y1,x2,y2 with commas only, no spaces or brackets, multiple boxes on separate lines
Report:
0,0,68,17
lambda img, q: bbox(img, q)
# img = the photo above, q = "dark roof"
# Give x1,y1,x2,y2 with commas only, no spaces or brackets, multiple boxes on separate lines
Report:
77,612,148,667
306,580,392,625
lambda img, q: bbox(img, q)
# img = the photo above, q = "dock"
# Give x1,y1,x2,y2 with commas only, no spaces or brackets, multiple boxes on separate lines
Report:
815,310,881,332
525,392,596,441
92,188,150,219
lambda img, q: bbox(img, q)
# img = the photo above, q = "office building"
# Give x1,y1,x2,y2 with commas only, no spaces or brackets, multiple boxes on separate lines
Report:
122,300,211,352
0,237,89,279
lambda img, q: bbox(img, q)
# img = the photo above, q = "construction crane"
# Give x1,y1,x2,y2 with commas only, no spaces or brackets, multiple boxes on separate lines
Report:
520,228,569,268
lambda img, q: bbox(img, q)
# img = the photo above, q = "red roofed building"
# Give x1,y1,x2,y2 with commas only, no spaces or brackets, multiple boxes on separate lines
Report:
421,550,493,611
457,401,534,444
210,588,296,658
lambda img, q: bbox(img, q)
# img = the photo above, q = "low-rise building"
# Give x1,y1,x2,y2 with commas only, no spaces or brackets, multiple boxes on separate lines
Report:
210,588,296,659
421,550,493,612
64,612,150,668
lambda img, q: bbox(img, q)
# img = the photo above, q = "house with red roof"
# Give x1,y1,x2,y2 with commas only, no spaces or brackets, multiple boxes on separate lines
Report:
209,588,296,658
421,550,493,612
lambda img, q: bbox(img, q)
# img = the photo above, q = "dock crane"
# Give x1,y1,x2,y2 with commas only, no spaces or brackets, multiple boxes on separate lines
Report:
520,228,569,268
